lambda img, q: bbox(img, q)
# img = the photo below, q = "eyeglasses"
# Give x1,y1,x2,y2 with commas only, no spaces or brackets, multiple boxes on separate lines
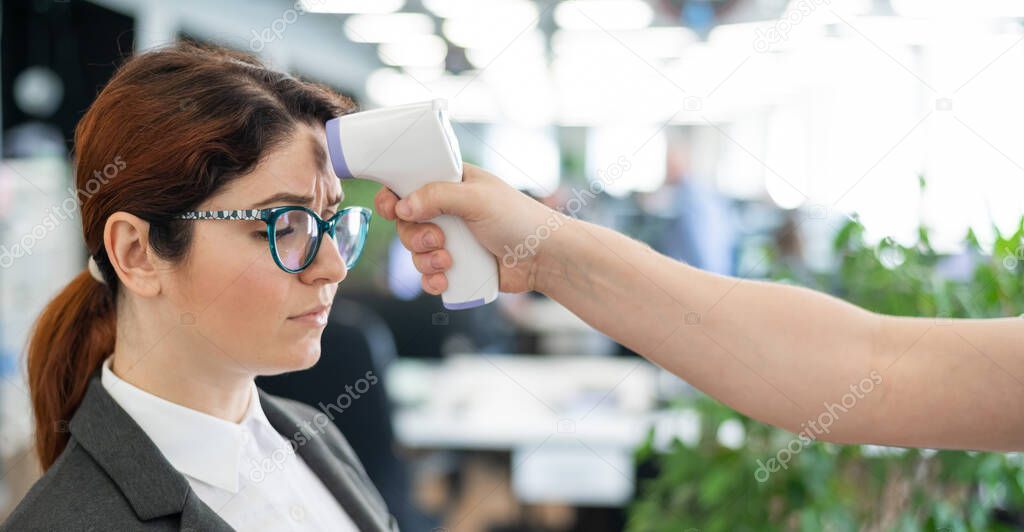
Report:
176,205,372,274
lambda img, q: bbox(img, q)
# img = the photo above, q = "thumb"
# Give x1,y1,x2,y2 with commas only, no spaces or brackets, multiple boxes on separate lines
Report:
395,181,479,222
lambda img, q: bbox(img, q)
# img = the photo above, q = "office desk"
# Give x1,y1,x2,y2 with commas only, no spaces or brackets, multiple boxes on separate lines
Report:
387,354,695,506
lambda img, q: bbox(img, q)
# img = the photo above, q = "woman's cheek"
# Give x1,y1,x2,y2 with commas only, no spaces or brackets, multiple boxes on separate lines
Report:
227,265,289,331
206,266,290,368
193,236,289,349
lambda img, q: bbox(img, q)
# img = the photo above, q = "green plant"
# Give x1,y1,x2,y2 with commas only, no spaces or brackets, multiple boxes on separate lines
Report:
627,213,1024,531
339,179,394,287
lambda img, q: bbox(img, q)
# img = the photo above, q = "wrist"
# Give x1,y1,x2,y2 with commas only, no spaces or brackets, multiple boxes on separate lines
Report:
531,213,579,295
529,248,556,295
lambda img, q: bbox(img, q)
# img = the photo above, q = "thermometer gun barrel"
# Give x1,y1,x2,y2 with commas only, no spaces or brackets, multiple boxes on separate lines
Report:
325,99,499,309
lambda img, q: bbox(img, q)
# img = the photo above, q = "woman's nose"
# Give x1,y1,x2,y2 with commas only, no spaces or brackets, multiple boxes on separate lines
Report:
299,233,347,284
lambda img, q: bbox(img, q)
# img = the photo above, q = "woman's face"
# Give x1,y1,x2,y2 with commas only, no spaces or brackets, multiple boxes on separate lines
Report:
168,123,347,376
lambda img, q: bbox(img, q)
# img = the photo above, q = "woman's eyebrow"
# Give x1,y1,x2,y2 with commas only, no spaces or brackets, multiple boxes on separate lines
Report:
253,190,342,209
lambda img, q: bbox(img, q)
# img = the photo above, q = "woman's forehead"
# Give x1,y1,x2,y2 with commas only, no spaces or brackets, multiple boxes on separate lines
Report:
215,125,343,208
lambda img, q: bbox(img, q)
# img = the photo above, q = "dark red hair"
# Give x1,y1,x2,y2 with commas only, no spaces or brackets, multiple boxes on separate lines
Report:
26,41,355,469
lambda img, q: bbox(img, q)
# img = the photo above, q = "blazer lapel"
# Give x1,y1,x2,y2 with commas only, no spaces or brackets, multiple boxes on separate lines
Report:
69,369,392,531
69,369,233,530
258,390,392,532
179,490,235,532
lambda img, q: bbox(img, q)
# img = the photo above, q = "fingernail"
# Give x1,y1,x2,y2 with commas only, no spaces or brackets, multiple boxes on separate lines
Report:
424,232,438,249
396,200,411,218
430,254,444,269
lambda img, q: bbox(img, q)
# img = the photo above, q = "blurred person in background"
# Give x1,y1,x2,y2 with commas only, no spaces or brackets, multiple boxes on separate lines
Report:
657,129,737,276
3,43,396,531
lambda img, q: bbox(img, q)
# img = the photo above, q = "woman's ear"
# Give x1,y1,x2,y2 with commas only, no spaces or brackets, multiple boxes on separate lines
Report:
103,211,163,297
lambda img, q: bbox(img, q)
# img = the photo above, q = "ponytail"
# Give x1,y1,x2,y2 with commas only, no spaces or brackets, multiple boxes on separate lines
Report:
26,268,116,470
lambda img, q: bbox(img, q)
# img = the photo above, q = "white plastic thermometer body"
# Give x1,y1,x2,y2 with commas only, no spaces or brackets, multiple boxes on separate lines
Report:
325,99,499,310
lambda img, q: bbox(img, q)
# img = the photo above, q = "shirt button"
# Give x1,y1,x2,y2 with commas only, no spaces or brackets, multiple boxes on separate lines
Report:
289,504,306,522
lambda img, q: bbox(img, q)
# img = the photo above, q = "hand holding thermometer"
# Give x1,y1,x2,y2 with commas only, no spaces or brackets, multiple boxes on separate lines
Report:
325,99,499,309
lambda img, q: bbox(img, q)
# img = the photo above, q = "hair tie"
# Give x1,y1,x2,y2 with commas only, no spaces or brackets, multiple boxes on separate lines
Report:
87,255,107,285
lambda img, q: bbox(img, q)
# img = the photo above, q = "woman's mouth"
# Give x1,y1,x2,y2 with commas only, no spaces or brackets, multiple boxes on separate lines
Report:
288,304,330,327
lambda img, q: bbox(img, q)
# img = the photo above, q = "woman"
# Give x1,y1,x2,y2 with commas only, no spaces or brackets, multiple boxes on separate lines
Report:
3,43,396,531
378,164,1024,453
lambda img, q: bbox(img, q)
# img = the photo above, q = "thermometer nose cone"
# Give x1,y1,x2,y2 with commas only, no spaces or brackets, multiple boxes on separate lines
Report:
325,117,353,180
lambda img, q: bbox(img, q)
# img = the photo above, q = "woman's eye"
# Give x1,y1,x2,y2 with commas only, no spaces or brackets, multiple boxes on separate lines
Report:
253,230,269,240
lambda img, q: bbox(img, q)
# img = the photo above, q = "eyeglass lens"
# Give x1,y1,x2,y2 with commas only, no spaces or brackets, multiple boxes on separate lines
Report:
273,209,364,271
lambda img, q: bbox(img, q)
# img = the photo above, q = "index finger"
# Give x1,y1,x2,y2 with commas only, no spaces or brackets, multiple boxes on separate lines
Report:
374,186,400,221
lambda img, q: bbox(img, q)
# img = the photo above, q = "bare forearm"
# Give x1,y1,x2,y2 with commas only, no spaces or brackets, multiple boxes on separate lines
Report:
534,217,878,439
534,217,1024,450
379,164,1024,450
871,315,1024,450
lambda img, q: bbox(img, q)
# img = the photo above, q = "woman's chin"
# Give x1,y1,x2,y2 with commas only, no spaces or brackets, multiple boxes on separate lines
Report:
263,345,322,375
294,345,322,370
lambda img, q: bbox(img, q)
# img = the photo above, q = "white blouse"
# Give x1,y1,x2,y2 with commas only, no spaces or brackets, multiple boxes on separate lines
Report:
100,357,357,531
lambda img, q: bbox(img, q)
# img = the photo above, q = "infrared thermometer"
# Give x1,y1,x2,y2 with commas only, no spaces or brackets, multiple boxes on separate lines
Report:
325,99,499,310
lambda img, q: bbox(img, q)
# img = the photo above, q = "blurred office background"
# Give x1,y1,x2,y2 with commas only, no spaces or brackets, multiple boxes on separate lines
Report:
3,0,1024,530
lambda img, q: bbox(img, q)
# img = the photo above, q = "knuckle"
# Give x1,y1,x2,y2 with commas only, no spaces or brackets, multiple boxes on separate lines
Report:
396,224,418,248
398,223,435,253
412,252,432,273
413,250,446,273
431,227,446,247
434,249,450,268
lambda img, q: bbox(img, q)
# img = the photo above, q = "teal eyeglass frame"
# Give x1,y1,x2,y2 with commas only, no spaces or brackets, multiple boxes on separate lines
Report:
176,205,372,273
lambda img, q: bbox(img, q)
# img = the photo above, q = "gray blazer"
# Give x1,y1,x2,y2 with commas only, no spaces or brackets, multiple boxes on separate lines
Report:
1,368,399,531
